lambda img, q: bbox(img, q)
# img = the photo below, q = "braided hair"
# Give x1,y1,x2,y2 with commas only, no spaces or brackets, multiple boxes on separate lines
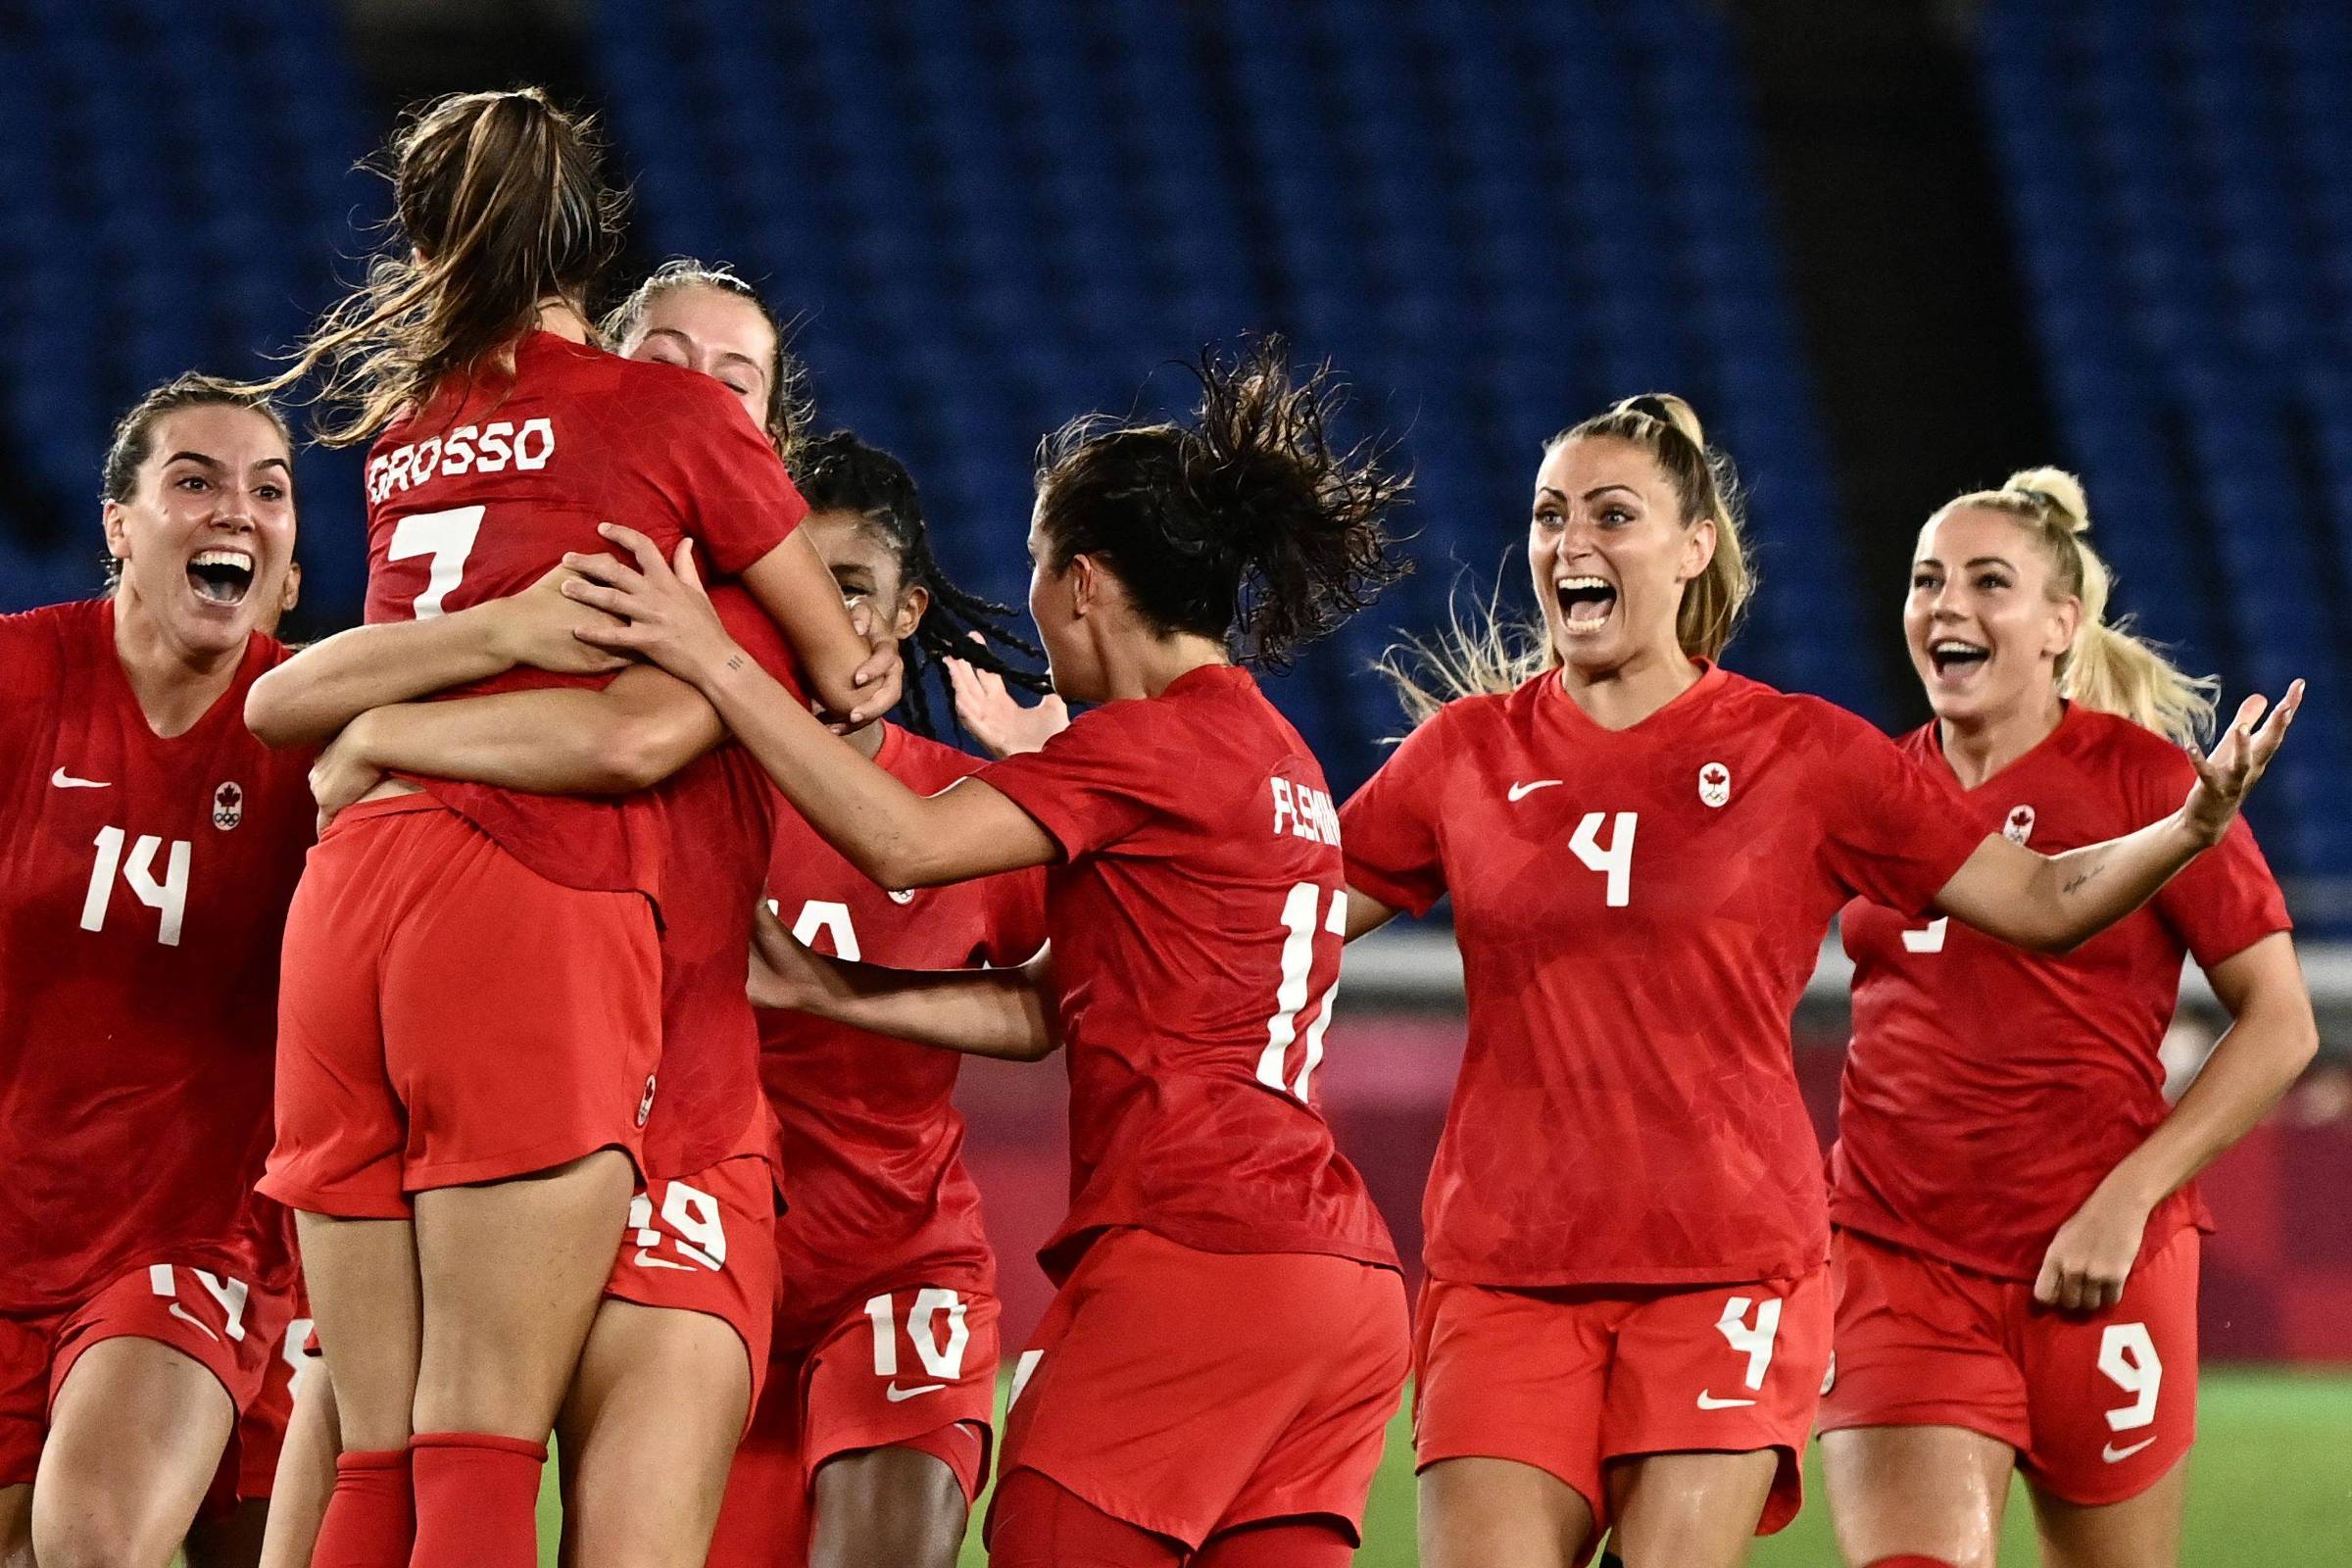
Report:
793,429,1050,737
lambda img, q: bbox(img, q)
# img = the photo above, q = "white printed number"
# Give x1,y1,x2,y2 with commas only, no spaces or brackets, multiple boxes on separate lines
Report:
1569,810,1638,907
1257,883,1347,1101
864,1289,971,1381
2097,1322,2163,1432
148,1265,250,1343
791,900,861,961
1716,1295,1784,1391
387,505,485,619
1903,917,1948,954
627,1181,727,1272
81,826,191,947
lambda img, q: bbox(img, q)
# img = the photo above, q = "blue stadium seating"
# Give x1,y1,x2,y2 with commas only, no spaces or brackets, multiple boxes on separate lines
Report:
1981,0,2352,893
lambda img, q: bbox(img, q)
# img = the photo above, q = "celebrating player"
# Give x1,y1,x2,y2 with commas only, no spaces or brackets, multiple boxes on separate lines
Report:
698,430,1049,1568
1817,471,2318,1568
0,376,307,1568
240,90,887,1568
559,339,1414,1568
1336,396,2299,1568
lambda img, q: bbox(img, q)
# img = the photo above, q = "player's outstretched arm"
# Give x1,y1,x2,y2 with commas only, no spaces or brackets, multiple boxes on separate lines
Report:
564,524,1060,888
749,905,1058,1059
1931,683,2302,953
2034,932,2318,1311
243,564,626,747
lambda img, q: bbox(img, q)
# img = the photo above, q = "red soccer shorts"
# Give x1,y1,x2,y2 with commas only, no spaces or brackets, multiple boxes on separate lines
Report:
263,797,663,1218
599,1152,781,1409
1820,1224,2200,1505
986,1228,1408,1551
0,1264,293,1488
196,1309,315,1519
705,1281,1001,1568
1412,1268,1831,1556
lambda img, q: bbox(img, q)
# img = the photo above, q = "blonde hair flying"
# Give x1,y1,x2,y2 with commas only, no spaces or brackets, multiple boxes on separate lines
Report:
1935,467,2218,747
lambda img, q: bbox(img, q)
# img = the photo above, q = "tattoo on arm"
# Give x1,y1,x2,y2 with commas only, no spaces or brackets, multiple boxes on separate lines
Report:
2062,862,2105,896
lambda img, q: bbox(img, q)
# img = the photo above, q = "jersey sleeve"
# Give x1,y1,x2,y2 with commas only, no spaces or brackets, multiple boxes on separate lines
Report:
2136,747,2295,967
978,702,1165,858
1337,710,1453,917
708,584,806,702
1814,706,1985,916
662,376,808,576
0,609,59,723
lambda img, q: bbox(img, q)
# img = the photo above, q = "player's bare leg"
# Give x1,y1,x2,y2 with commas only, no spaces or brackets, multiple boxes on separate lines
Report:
297,1214,421,1455
256,1361,340,1568
1419,1455,1597,1568
31,1335,236,1568
412,1151,632,1441
808,1444,969,1568
1603,1448,1778,1568
1,1483,32,1568
2025,1455,2188,1568
556,1299,749,1568
1819,1424,2012,1568
183,1500,270,1568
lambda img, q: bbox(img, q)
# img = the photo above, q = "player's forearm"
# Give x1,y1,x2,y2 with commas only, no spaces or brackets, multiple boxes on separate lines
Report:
750,925,1058,1060
245,607,512,748
2099,982,2318,1211
348,691,666,795
1939,816,2206,954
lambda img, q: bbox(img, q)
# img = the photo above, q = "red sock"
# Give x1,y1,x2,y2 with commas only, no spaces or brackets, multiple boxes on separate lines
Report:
1193,1516,1357,1568
1866,1557,1962,1568
408,1431,546,1568
986,1467,1182,1567
310,1448,415,1568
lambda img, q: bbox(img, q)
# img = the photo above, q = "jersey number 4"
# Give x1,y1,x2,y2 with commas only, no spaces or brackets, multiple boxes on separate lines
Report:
1259,883,1347,1102
81,826,190,947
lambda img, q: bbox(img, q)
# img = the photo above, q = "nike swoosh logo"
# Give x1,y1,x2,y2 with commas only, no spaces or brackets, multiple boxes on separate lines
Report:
50,769,109,789
1507,780,1563,802
885,1381,947,1402
168,1303,221,1343
1695,1391,1757,1409
2102,1436,2158,1463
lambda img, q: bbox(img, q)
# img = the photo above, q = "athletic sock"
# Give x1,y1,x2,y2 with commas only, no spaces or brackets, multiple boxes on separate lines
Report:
309,1448,414,1568
408,1431,546,1568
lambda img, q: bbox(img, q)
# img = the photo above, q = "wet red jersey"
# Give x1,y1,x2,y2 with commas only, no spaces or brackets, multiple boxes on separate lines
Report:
980,663,1398,1282
361,330,807,901
638,588,799,1179
1832,704,2290,1279
761,722,1048,1334
0,600,312,1312
1341,663,1984,1288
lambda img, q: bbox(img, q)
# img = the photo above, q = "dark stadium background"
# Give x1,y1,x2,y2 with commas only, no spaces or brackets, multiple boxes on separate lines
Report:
4,2,2346,1557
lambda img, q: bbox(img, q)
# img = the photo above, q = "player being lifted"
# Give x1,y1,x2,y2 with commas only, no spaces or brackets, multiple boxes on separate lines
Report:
561,339,1414,1568
0,378,309,1568
1818,471,2316,1568
1335,396,2297,1568
241,92,888,1568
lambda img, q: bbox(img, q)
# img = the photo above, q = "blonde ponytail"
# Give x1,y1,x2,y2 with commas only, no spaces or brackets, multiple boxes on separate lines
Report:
1938,466,2218,746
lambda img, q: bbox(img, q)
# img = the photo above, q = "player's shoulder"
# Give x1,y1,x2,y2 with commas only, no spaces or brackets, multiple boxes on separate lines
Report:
2054,702,2201,805
1709,668,1883,748
0,597,106,673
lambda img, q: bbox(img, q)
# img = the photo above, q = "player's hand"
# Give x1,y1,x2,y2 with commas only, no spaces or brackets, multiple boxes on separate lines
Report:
748,903,837,1013
562,525,739,688
488,563,631,676
2182,681,2303,847
310,718,386,833
2034,1186,2149,1312
837,601,905,731
947,637,1067,758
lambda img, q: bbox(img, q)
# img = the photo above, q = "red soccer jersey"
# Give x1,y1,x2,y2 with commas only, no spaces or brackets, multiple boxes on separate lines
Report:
361,330,807,900
1831,704,2291,1279
637,588,800,1179
980,663,1398,1283
1341,662,1985,1288
0,600,313,1312
761,722,1049,1336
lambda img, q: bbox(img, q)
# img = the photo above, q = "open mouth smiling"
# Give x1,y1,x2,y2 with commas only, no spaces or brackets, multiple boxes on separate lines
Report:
1555,574,1618,631
187,546,257,607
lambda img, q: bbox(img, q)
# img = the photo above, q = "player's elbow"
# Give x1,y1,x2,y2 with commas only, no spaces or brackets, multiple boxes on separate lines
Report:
598,708,708,792
243,669,316,748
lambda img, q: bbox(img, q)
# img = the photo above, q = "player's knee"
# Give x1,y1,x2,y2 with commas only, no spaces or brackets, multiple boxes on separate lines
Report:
32,1499,184,1568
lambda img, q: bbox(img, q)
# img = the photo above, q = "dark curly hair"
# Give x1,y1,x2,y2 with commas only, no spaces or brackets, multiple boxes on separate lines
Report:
1033,336,1410,670
794,429,1048,738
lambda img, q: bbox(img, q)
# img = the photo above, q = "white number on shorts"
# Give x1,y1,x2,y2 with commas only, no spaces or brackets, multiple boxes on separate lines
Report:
149,1265,250,1343
2097,1321,2163,1432
282,1316,318,1399
1715,1295,1783,1392
1257,882,1347,1102
627,1180,726,1272
1568,810,1639,907
1902,916,1949,954
81,826,191,947
862,1288,971,1381
387,505,486,619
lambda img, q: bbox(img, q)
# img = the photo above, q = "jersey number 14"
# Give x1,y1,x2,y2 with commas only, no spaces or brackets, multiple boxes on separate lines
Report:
80,826,190,947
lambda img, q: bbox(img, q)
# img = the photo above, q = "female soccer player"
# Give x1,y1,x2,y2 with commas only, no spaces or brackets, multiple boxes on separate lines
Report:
1335,396,2297,1568
241,89,887,1568
702,431,1049,1568
1817,471,2317,1568
0,376,308,1568
559,340,1414,1568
